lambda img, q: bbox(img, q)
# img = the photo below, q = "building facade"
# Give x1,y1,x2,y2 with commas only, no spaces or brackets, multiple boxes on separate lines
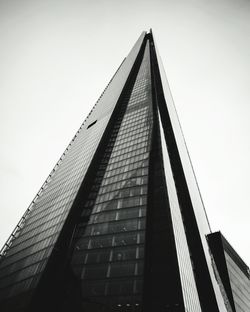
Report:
208,232,250,312
0,31,246,311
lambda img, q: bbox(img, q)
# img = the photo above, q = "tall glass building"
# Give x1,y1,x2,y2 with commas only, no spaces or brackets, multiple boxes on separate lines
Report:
0,31,247,312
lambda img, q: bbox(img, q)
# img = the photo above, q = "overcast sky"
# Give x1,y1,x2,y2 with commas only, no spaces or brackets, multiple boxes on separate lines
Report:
0,0,250,265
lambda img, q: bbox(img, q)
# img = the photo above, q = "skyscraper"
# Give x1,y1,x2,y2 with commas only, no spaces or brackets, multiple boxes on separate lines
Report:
0,30,246,312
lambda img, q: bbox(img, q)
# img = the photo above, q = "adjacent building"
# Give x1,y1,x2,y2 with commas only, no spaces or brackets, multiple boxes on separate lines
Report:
0,30,248,312
208,232,250,312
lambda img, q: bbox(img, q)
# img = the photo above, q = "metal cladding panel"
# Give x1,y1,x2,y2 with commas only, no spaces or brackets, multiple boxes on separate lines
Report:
151,31,228,311
224,252,250,312
0,32,146,302
157,108,202,312
221,235,250,312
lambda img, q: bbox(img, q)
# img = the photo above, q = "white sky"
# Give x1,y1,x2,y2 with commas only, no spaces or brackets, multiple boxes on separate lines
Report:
0,0,250,265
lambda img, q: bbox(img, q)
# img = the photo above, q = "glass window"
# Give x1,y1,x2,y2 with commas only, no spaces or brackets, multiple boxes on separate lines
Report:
84,264,108,279
138,246,144,259
92,223,109,236
107,279,134,295
82,280,106,296
134,279,143,294
90,211,116,224
138,232,145,244
109,262,135,277
103,199,119,211
89,236,113,249
139,218,146,230
112,246,137,262
117,208,139,220
136,261,144,275
114,233,137,246
108,219,137,233
75,238,89,250
86,249,111,264
121,197,140,208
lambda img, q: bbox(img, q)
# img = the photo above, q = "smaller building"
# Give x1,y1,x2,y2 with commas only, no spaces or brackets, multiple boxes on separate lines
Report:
208,231,250,312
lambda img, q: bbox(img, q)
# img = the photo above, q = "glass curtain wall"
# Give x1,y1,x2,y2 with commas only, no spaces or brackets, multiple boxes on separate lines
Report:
71,41,153,310
0,33,146,309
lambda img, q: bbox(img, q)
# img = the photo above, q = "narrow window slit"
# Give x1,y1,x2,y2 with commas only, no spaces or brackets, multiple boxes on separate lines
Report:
87,120,97,129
